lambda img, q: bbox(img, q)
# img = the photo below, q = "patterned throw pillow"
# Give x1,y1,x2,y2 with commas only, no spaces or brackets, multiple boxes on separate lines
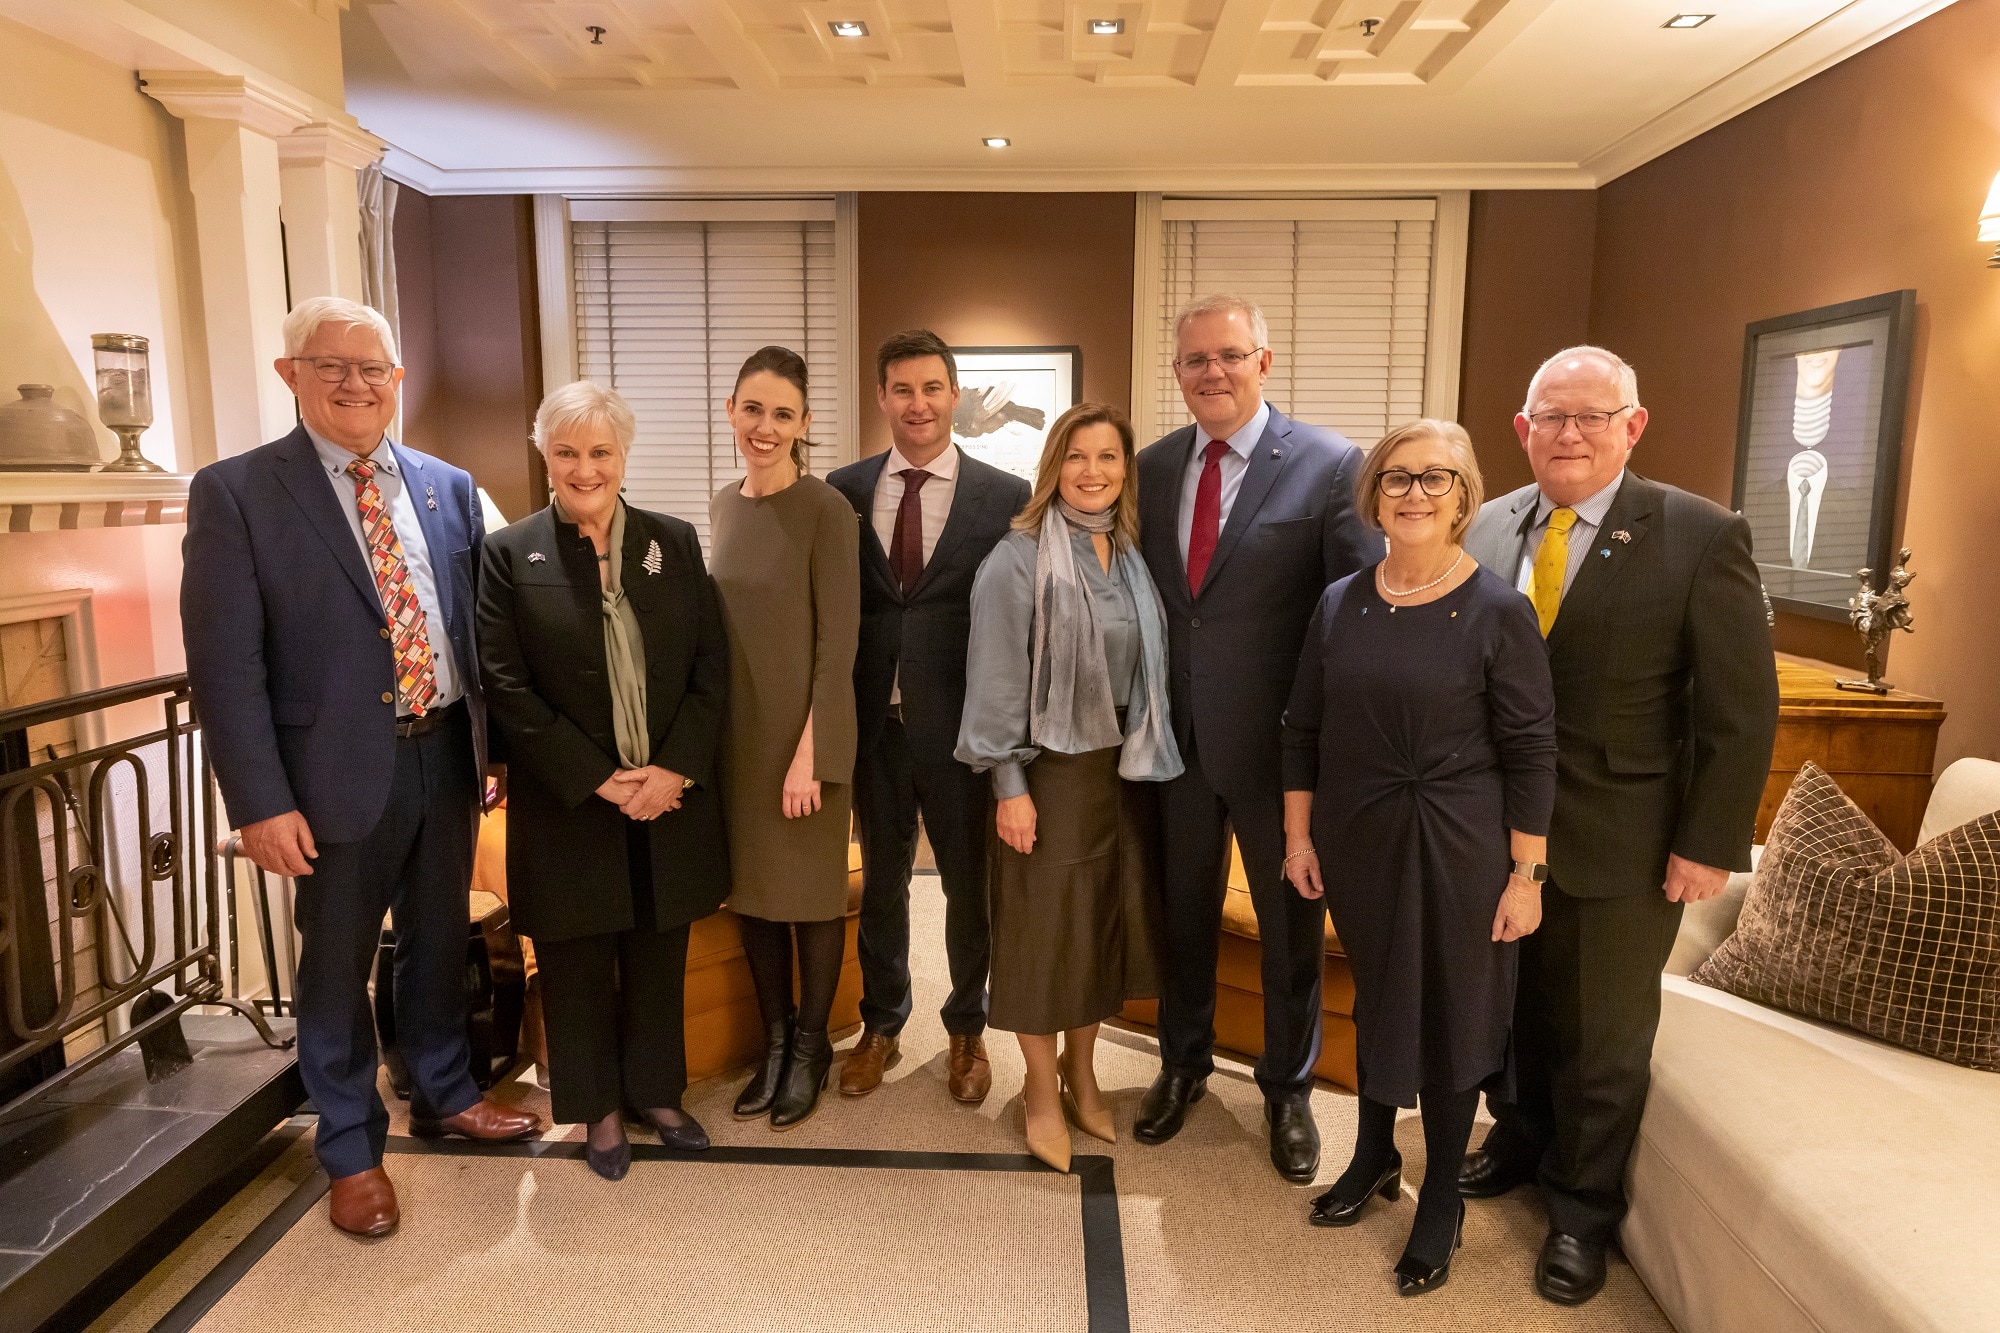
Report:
1691,761,2000,1072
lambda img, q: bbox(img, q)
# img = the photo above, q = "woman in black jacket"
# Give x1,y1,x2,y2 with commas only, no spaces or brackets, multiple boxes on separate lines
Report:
478,380,730,1181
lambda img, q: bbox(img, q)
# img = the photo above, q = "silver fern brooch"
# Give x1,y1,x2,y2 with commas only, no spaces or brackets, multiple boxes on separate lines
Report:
642,539,663,576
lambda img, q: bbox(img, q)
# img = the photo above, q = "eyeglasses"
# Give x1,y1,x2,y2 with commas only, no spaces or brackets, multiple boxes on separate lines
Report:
1173,348,1264,375
1376,467,1463,498
1524,406,1632,435
291,357,398,386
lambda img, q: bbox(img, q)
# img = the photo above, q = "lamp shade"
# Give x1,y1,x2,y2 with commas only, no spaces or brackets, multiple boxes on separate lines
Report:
1980,171,2000,242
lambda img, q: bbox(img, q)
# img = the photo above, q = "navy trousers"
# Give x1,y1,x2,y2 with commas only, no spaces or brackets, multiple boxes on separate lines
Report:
292,705,481,1178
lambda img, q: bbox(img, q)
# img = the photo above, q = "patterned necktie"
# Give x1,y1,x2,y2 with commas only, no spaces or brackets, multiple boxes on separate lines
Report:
1792,477,1813,567
1185,439,1231,597
346,458,438,716
1529,506,1578,638
889,468,931,597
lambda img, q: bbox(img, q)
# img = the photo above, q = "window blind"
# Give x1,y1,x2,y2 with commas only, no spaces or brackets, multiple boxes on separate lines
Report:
1154,212,1434,449
571,217,841,549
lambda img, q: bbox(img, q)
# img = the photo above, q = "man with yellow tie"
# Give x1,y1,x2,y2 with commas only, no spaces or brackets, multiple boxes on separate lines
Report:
1459,346,1779,1305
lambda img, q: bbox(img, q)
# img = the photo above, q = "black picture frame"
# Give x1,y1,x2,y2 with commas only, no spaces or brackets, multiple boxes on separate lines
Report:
1730,289,1915,622
948,345,1083,483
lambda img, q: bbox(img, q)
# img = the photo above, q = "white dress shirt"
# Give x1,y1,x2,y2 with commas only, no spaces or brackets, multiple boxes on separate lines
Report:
871,441,962,705
1513,469,1627,600
308,427,463,712
1176,401,1271,566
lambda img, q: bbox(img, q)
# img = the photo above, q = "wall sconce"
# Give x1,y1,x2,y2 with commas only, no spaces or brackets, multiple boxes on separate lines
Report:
1980,171,2000,268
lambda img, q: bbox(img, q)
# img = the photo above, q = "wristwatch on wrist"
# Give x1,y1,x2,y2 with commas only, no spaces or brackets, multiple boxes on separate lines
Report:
1510,859,1549,884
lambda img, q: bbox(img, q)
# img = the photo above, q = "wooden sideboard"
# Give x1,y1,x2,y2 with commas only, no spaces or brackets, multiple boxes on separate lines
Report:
1759,658,1945,851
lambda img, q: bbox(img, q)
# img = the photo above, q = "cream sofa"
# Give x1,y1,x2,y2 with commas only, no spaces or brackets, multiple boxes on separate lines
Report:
1624,758,2000,1333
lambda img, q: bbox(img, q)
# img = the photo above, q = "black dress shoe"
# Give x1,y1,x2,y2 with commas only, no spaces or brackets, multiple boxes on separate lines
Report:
586,1135,631,1182
770,1028,833,1130
638,1107,710,1152
1394,1202,1465,1297
734,1015,794,1119
1536,1231,1608,1306
1133,1071,1207,1144
1458,1146,1536,1199
1309,1153,1402,1227
1266,1100,1321,1183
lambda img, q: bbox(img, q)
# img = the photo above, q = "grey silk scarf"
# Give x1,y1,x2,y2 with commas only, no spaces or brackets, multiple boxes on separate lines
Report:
1029,498,1183,783
599,502,650,768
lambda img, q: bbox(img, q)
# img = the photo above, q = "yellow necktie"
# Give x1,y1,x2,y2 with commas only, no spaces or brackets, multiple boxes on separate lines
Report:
1530,506,1578,637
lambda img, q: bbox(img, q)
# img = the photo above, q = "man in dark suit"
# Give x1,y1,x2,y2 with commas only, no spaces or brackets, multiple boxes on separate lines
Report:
827,330,1030,1103
1133,295,1379,1182
182,297,540,1239
1459,346,1779,1304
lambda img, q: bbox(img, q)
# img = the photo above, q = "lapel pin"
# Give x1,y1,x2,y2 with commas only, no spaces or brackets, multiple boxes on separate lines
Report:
642,539,664,576
425,485,437,511
1600,549,1611,558
527,552,546,564
1612,529,1632,543
1270,448,1281,458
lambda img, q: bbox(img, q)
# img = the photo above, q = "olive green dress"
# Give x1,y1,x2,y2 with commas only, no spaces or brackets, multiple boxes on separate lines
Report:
709,474,861,922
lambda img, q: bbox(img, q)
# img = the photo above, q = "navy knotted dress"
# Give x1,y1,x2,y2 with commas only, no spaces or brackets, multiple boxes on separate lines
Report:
1281,563,1557,1108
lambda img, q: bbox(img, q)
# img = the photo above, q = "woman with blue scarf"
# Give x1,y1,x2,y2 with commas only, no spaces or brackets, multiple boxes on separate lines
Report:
958,403,1183,1173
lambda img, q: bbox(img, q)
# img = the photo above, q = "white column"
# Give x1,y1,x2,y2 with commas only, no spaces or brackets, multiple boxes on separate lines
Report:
278,122,385,304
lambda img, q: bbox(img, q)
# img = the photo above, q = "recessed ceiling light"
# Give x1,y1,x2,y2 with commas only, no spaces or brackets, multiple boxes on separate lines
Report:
1088,18,1123,35
1662,13,1712,27
983,137,1010,149
828,20,868,37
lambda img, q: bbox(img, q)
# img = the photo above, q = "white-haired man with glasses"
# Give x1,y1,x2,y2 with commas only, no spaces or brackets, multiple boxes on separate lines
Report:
1458,346,1778,1304
182,296,541,1240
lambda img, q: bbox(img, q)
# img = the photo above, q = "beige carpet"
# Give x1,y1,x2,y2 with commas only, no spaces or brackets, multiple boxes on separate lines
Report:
92,871,1672,1332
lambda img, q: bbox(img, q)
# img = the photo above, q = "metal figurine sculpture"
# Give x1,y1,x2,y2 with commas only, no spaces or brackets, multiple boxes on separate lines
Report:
1837,547,1915,694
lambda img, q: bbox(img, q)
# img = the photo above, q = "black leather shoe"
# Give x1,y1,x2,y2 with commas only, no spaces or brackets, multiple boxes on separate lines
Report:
1395,1202,1465,1297
1309,1153,1402,1227
638,1106,710,1152
1266,1100,1321,1183
586,1135,631,1182
734,1015,793,1119
1535,1231,1608,1306
1458,1146,1536,1199
1133,1071,1207,1144
770,1027,833,1130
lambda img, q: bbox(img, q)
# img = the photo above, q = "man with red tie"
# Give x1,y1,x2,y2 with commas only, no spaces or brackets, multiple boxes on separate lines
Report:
827,331,1030,1104
182,297,540,1239
1133,295,1379,1181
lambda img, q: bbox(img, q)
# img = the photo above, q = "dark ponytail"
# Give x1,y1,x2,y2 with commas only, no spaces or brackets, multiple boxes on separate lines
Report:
734,345,814,475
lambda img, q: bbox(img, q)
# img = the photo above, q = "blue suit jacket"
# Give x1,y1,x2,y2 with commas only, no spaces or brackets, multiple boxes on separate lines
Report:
181,425,486,843
1136,407,1380,803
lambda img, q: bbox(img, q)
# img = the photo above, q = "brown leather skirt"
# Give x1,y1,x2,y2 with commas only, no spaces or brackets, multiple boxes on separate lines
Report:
987,745,1163,1036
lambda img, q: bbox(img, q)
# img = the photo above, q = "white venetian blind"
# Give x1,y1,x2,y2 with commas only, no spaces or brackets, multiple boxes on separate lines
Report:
571,215,841,549
1154,200,1436,449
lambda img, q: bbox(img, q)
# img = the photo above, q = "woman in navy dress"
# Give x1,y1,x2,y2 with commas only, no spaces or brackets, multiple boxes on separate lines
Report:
1281,419,1556,1296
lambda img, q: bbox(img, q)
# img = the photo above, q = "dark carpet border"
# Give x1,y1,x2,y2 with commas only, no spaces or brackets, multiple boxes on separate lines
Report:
152,1135,1129,1333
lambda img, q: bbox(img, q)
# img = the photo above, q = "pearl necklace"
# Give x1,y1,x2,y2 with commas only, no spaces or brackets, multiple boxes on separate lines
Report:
1377,549,1464,608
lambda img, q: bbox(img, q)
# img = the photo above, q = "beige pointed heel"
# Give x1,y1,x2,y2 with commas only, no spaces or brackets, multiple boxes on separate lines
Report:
1060,1079,1116,1144
1024,1102,1072,1173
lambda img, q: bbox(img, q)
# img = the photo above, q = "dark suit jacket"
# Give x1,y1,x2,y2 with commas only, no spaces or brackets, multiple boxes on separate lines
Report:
477,504,730,942
182,425,485,844
1137,407,1380,802
826,447,1030,762
1464,473,1780,898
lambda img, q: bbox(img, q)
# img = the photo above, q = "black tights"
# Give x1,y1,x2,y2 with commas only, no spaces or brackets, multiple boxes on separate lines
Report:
1336,1085,1482,1265
737,914,845,1034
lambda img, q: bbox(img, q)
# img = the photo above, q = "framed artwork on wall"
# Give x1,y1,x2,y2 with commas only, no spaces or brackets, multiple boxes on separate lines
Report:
949,345,1081,483
1731,289,1916,621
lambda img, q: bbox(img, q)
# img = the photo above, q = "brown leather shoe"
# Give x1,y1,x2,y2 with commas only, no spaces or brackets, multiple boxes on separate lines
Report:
947,1034,992,1103
408,1097,543,1142
328,1166,399,1237
839,1031,900,1096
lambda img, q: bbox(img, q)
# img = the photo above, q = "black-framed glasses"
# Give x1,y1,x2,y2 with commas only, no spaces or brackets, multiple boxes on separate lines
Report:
291,356,398,386
1525,405,1631,435
1173,348,1265,375
1376,467,1463,498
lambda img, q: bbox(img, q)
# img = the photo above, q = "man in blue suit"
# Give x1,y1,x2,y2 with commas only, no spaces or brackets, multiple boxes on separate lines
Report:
1133,295,1380,1181
182,297,540,1238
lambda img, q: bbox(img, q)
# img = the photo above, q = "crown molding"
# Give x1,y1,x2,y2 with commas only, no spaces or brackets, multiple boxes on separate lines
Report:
140,71,318,138
279,120,389,170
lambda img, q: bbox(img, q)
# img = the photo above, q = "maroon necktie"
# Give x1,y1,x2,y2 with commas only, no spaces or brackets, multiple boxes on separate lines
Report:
889,468,932,597
1185,439,1231,597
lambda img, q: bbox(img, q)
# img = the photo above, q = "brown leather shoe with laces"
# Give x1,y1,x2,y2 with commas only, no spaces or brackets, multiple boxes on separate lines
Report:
839,1031,900,1096
947,1034,992,1103
407,1097,543,1142
328,1166,399,1238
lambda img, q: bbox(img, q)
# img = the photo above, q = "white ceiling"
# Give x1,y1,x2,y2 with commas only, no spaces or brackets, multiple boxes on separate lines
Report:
343,0,1955,192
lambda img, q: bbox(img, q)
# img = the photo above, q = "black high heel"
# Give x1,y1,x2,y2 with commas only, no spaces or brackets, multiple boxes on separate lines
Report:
770,1028,833,1130
1309,1153,1403,1227
638,1106,710,1152
1394,1201,1465,1296
586,1119,631,1182
734,1014,794,1119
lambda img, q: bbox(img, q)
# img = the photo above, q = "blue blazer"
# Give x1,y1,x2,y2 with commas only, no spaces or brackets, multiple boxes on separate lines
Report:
1136,407,1380,804
181,425,486,844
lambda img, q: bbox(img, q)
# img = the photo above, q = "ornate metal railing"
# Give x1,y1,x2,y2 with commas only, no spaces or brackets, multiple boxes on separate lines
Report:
0,673,288,1120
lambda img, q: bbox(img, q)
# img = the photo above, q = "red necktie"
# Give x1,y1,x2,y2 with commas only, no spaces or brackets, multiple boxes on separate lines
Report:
346,458,438,716
1186,439,1231,597
889,468,932,597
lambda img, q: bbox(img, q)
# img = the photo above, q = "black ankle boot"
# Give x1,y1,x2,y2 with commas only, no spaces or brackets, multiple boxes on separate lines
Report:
769,1028,833,1130
734,1015,794,1119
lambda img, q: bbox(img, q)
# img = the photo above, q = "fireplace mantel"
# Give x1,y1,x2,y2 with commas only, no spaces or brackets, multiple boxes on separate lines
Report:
0,473,190,531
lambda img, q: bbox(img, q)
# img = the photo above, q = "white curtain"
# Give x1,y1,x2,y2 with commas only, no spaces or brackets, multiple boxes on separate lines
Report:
357,161,401,431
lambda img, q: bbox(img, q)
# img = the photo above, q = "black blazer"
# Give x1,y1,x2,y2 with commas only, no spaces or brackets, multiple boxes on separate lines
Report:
477,504,730,942
1136,407,1380,804
1464,473,1780,898
826,448,1030,761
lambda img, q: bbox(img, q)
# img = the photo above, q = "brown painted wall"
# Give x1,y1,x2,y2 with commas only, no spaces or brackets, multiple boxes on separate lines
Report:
393,190,544,524
1588,0,2000,767
855,193,1135,458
